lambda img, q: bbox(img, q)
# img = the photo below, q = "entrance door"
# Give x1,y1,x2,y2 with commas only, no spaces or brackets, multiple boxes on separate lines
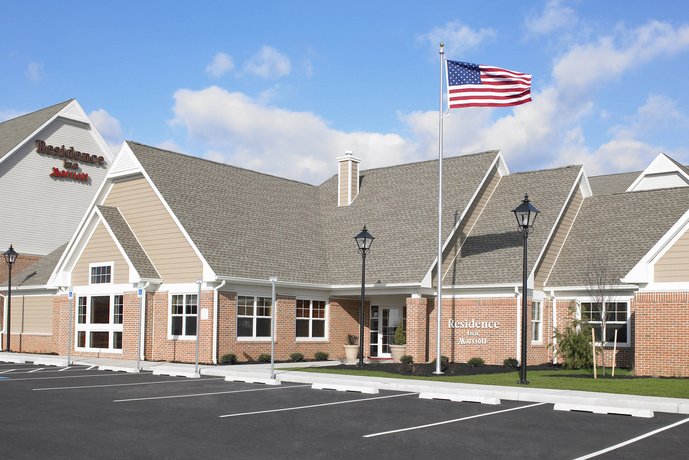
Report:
369,306,403,358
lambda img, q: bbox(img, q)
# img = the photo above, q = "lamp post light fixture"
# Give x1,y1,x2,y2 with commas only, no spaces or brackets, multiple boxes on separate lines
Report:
512,194,539,385
354,226,374,368
4,245,18,352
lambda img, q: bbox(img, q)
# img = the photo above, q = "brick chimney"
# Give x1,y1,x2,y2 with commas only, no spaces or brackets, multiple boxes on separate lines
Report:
337,151,360,206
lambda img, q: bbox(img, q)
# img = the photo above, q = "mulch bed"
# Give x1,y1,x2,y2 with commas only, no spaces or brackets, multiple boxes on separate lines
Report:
329,362,559,377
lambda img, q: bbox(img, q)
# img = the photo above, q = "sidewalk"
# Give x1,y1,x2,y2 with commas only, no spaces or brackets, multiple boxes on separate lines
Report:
2,351,688,416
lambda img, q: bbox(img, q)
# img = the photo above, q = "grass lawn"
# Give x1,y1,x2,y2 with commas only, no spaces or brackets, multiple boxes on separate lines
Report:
299,367,689,399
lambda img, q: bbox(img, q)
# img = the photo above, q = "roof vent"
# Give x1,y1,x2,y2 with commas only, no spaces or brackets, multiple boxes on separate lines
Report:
337,151,361,206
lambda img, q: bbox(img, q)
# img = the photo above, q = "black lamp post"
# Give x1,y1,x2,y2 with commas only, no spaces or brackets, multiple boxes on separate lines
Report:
354,226,374,368
512,195,539,384
4,245,18,353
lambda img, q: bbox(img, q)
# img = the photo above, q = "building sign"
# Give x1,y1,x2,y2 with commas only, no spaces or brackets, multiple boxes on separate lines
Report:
448,319,501,345
36,140,106,183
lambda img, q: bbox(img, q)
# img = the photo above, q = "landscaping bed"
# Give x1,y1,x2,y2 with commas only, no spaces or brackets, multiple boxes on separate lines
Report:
329,361,558,377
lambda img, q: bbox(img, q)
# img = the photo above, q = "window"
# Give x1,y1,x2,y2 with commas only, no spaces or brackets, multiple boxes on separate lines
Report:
170,294,198,338
90,264,112,284
296,299,326,339
581,301,629,344
531,301,542,343
75,295,123,351
237,295,272,339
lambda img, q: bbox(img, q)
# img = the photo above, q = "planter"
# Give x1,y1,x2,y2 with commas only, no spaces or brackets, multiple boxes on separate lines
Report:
344,344,359,363
389,344,406,363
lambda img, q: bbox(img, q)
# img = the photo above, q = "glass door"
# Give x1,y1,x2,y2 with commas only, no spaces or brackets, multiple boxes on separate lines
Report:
370,306,402,358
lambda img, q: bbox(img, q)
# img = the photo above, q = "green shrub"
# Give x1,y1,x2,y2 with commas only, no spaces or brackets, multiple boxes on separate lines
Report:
258,353,271,363
393,322,406,346
431,355,450,372
400,355,413,364
554,322,594,369
467,357,485,367
503,357,519,368
220,353,237,365
314,351,329,361
290,352,304,362
345,334,358,345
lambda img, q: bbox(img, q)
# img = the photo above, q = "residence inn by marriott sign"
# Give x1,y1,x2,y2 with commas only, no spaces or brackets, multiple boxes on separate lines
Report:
2,99,689,378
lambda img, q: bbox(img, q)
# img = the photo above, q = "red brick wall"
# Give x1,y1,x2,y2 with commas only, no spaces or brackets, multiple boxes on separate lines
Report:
635,291,689,377
406,297,428,363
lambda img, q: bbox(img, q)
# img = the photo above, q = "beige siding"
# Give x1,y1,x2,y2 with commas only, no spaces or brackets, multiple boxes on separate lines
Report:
536,186,584,289
10,295,52,334
338,161,349,206
350,161,358,202
73,223,129,285
441,166,501,284
655,229,689,282
104,177,202,283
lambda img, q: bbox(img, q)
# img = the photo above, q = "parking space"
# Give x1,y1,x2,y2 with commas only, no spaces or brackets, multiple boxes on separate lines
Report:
1,363,688,459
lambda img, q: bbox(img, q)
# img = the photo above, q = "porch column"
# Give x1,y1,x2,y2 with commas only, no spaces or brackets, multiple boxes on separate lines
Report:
405,296,428,363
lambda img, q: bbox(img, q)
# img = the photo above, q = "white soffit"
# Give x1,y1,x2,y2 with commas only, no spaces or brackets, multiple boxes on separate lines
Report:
626,153,689,192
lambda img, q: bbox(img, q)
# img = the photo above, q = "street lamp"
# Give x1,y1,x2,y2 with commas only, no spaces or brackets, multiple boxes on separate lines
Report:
512,194,539,385
4,245,18,352
354,226,374,368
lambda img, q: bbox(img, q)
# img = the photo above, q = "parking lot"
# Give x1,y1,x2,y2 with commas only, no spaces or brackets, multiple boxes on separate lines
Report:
1,362,688,459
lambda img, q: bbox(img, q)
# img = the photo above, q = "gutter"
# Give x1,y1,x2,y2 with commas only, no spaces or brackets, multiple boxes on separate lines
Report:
212,280,226,365
550,290,557,365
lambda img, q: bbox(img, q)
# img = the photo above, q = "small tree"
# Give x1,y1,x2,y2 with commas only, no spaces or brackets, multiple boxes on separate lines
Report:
584,253,618,376
393,321,406,346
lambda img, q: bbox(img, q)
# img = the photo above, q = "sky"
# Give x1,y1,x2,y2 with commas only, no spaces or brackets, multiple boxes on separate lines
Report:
3,0,689,185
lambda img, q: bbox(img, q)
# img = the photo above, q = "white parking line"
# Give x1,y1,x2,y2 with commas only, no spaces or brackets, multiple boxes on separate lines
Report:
363,402,547,438
114,383,311,403
219,392,417,418
86,365,97,370
28,368,45,373
34,377,225,391
0,369,17,374
2,373,136,382
57,367,71,372
574,416,689,459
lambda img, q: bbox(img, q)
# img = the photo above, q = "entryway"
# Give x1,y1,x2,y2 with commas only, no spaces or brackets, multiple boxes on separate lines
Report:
369,306,404,358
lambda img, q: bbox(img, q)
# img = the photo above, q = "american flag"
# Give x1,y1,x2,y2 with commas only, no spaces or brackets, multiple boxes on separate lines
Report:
446,60,532,109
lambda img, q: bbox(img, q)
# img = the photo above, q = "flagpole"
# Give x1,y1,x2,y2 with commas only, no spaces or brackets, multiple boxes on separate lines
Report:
434,42,445,375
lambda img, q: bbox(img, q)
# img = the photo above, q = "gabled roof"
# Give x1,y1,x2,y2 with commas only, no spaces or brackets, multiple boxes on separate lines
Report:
4,243,68,289
97,205,160,281
546,187,689,288
0,99,73,162
588,171,639,196
449,165,583,286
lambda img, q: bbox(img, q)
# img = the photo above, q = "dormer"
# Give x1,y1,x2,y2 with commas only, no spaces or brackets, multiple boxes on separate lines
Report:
337,151,360,206
626,153,689,192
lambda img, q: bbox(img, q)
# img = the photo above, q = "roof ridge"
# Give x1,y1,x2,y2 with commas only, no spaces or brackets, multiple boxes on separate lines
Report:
359,150,500,174
0,99,73,127
508,164,582,176
127,140,316,188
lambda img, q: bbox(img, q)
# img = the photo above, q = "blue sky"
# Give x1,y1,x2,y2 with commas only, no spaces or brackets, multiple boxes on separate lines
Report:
3,0,689,184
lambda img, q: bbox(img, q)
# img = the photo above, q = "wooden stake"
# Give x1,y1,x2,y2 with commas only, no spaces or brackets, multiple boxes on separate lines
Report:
592,328,597,379
612,328,618,378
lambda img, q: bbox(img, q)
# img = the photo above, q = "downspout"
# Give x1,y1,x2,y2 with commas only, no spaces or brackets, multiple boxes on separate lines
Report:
139,282,150,364
514,286,520,362
1,293,5,350
212,280,226,365
550,290,557,365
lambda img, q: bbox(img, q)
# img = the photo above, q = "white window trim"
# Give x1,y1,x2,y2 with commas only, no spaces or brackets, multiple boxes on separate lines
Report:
531,300,543,345
75,293,123,353
295,299,329,342
167,293,199,340
88,261,114,285
579,299,631,347
236,294,273,340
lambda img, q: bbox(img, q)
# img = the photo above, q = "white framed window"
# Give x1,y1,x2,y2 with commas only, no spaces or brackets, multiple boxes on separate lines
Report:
89,263,113,285
237,295,272,339
169,294,198,339
75,294,123,352
296,299,327,340
581,301,629,345
531,301,542,343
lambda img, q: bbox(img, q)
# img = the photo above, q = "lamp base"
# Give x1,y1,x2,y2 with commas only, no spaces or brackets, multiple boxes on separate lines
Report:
517,379,529,385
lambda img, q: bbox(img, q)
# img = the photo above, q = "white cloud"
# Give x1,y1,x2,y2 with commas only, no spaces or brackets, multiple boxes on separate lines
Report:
89,109,123,153
524,0,578,36
157,139,184,153
26,61,43,82
553,21,689,91
205,52,235,78
244,46,292,79
170,86,411,184
418,21,496,57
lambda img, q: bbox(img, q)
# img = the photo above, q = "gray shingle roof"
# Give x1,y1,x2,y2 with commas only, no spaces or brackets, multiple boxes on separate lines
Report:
0,100,73,161
97,205,160,280
6,243,68,288
449,165,583,286
129,142,499,285
588,171,639,196
318,151,500,285
546,187,689,287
